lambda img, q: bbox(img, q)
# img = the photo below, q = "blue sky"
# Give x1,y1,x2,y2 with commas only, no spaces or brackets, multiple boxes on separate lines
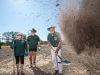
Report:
0,0,80,40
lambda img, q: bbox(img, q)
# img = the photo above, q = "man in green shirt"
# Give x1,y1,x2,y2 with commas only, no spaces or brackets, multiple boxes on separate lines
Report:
27,28,40,67
47,26,63,75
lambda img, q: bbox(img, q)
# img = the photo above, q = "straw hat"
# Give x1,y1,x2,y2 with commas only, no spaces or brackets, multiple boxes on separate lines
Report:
47,26,56,31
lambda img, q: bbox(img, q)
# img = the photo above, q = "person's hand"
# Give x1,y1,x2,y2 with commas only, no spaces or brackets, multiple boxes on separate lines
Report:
10,45,16,49
55,45,61,55
55,48,59,56
55,50,58,56
48,43,52,48
38,47,41,51
25,51,28,57
10,46,13,49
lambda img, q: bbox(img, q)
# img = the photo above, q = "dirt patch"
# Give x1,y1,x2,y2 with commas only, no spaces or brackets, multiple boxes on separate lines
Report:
0,46,95,75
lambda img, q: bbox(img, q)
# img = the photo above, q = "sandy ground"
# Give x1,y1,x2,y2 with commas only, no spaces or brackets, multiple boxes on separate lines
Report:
0,46,52,75
0,45,98,75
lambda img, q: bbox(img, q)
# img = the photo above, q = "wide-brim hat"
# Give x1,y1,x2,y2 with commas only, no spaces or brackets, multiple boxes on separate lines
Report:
16,33,23,36
47,26,55,31
31,28,37,33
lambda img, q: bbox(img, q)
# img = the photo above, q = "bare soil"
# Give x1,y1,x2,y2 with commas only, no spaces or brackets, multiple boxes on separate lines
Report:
0,45,100,75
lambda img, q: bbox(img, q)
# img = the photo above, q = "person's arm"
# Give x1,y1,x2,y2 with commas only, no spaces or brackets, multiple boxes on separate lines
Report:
37,36,41,47
37,41,41,50
25,41,28,52
10,40,16,49
55,32,62,54
25,41,28,56
10,40,13,49
37,36,41,51
27,36,29,44
48,42,52,48
47,34,52,48
26,36,29,51
37,41,41,51
55,42,62,54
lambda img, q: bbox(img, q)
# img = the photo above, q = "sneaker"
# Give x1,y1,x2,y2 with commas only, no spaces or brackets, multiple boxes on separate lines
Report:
33,63,36,67
53,70,59,75
29,64,33,68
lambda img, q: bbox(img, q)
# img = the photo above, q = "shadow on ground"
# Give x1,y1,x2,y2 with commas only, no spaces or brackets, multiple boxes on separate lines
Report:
31,67,53,75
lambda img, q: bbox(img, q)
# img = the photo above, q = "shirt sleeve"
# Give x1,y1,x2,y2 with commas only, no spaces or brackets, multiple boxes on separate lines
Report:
37,35,40,41
56,32,62,42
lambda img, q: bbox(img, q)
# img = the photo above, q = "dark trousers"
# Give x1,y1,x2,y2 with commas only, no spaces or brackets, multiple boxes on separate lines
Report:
15,56,24,64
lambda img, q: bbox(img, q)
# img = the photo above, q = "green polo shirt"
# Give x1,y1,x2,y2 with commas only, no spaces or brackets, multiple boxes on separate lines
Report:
47,32,61,47
27,35,40,49
11,40,28,56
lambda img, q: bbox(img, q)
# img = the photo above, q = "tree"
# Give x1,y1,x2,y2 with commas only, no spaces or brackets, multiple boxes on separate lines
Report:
2,31,19,45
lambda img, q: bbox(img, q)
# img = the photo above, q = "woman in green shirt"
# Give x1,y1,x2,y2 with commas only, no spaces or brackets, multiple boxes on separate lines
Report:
11,33,28,75
27,28,40,67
